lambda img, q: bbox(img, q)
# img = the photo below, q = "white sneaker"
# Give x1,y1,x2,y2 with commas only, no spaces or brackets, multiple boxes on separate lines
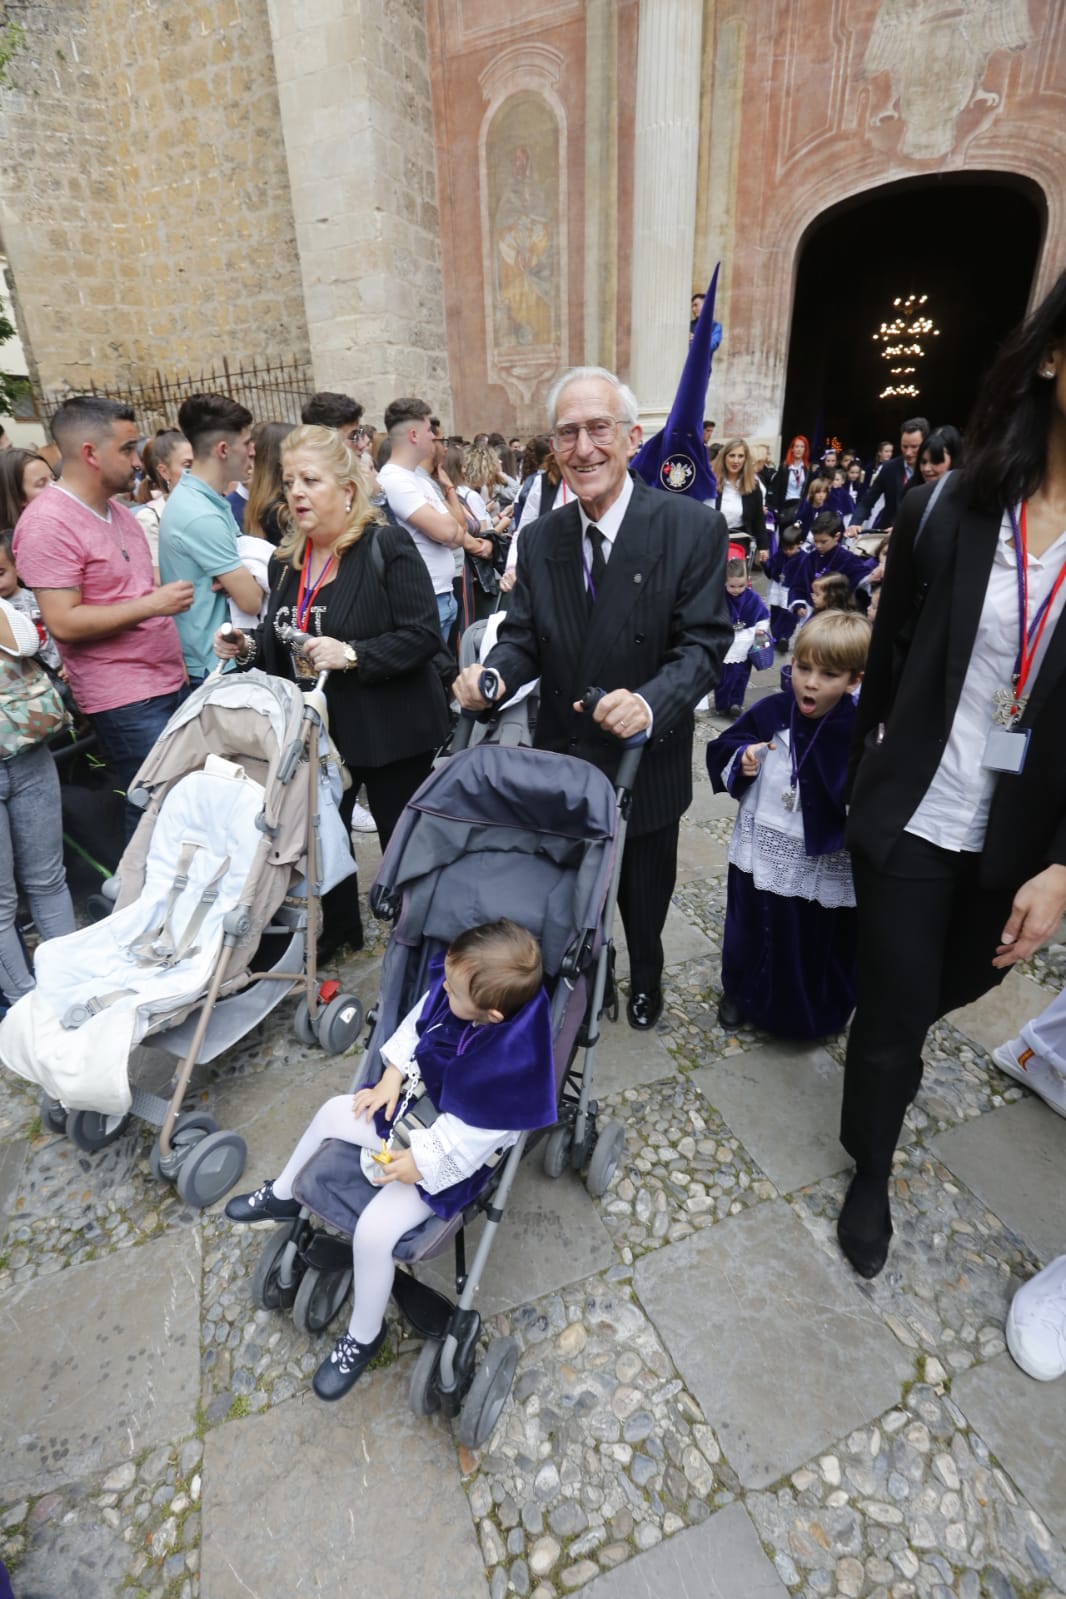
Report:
1007,1253,1066,1380
992,1039,1066,1118
350,801,376,834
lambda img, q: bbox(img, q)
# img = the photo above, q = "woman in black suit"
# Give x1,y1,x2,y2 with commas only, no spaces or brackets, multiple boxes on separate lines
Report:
839,269,1066,1279
215,424,449,958
715,437,768,558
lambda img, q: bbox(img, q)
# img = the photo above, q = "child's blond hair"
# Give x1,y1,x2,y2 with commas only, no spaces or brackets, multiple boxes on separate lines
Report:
793,611,870,676
446,919,542,1016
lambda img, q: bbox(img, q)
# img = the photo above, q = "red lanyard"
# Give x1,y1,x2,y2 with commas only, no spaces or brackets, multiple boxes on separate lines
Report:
1008,502,1066,707
295,547,335,631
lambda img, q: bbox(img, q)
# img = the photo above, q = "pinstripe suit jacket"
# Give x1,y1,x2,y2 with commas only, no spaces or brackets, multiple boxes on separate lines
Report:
258,522,449,769
486,476,731,835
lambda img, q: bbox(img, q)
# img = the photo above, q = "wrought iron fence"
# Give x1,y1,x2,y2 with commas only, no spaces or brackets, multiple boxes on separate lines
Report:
34,353,314,433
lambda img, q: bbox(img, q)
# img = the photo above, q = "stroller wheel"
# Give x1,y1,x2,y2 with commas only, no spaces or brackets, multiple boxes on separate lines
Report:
542,1125,572,1180
408,1337,443,1417
317,994,364,1056
66,1108,132,1154
457,1336,519,1450
175,1130,247,1210
585,1119,627,1199
85,893,113,922
149,1111,219,1182
39,1094,68,1136
293,999,318,1046
251,1223,302,1311
292,1263,353,1335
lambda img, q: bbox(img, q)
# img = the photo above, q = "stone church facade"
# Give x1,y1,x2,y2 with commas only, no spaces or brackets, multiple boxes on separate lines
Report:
0,0,1063,448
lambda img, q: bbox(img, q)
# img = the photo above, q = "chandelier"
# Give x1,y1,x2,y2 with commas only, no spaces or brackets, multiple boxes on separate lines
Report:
872,293,940,400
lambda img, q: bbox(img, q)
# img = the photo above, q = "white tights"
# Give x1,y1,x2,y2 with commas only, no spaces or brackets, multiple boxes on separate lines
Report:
273,1094,434,1344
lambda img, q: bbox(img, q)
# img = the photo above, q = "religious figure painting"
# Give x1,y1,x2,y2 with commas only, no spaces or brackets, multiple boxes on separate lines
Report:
487,95,560,354
861,0,1034,159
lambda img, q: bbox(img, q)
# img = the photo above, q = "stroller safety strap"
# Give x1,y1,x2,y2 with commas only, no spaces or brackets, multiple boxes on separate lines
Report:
61,989,138,1030
127,842,233,968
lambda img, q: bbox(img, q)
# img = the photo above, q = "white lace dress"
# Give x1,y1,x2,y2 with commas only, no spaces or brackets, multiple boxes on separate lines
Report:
725,730,856,909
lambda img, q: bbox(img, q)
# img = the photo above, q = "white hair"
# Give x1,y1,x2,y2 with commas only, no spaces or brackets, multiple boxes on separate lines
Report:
547,366,639,429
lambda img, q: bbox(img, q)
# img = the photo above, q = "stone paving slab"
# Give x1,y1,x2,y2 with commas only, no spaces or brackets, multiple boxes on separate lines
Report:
0,1230,201,1498
419,1158,615,1315
691,1041,849,1194
932,1098,1066,1262
674,825,729,884
634,1199,913,1489
210,1052,355,1203
947,968,1052,1055
953,1351,1066,1549
0,1137,26,1238
594,1018,679,1095
682,784,736,825
201,1364,489,1599
581,1500,788,1597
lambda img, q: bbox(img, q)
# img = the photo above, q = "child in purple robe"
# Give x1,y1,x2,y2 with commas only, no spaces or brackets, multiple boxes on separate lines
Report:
225,919,556,1401
715,556,771,717
787,509,875,612
797,475,831,537
764,514,805,651
706,611,871,1039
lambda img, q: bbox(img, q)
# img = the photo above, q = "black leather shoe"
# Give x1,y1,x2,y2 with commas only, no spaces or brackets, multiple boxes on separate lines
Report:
627,989,663,1030
312,1322,388,1401
225,1179,301,1223
316,925,364,965
837,1172,893,1279
717,994,744,1030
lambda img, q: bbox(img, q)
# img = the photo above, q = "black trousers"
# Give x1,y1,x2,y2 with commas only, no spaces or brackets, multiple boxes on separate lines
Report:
617,820,680,995
840,832,1014,1177
321,750,435,938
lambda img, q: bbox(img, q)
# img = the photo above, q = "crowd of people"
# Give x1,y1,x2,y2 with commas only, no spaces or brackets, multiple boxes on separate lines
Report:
2,266,1066,1395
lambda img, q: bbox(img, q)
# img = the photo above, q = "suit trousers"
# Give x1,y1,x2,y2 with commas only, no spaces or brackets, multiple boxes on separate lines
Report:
617,820,679,995
840,831,1014,1177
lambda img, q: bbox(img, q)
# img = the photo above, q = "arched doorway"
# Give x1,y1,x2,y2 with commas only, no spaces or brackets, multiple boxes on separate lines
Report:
780,174,1045,459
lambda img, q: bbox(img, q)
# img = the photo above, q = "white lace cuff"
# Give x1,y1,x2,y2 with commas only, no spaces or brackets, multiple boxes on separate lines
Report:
407,1115,515,1194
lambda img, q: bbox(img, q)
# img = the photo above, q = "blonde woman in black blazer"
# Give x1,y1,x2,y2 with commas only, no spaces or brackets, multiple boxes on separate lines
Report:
839,270,1066,1279
215,425,448,959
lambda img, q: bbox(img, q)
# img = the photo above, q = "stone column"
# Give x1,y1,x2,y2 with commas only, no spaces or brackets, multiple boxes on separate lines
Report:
265,0,453,425
584,0,619,372
629,0,704,430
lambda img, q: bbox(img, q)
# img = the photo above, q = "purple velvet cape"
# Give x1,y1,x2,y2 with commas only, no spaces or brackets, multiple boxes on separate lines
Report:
785,543,875,605
372,954,557,1219
704,689,856,858
727,587,770,628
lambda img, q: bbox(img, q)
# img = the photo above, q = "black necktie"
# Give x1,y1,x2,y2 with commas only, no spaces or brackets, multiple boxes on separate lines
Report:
587,525,607,610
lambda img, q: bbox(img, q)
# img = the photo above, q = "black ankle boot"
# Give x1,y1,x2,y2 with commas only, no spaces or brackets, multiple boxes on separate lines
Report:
316,883,364,964
837,1172,892,1279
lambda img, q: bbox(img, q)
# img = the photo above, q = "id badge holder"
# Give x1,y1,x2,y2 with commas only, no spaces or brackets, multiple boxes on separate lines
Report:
981,726,1030,775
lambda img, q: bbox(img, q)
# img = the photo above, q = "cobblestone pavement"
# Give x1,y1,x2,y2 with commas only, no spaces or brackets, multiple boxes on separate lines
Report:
2,691,1065,1599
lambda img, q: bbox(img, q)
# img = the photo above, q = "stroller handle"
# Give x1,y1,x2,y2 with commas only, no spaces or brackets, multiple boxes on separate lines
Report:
449,666,504,753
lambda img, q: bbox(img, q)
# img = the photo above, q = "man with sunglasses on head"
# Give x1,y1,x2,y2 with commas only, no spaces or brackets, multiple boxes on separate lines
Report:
454,365,730,1030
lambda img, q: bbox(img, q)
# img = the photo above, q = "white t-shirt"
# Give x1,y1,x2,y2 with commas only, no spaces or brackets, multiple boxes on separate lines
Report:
379,461,456,595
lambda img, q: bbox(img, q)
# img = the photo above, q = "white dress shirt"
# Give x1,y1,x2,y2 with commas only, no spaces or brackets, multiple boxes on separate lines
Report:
907,509,1066,852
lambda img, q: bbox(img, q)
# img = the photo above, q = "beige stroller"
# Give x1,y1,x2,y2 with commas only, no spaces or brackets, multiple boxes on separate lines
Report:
0,668,364,1209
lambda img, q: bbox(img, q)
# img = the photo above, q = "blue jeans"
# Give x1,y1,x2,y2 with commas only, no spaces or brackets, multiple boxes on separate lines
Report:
436,591,458,643
0,742,76,999
92,687,185,841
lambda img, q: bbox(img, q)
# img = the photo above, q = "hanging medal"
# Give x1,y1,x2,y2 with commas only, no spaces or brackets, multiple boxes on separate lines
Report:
781,701,830,811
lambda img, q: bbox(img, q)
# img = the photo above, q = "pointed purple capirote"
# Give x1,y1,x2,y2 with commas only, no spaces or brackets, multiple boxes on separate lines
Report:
631,264,722,502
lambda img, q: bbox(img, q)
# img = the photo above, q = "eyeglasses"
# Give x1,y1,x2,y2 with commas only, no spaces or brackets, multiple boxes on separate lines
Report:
551,417,628,451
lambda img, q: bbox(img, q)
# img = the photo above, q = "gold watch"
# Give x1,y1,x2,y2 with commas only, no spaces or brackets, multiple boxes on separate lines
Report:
343,644,358,671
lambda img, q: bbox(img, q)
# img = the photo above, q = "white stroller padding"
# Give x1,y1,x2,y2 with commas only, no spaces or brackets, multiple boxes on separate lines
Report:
0,769,266,1115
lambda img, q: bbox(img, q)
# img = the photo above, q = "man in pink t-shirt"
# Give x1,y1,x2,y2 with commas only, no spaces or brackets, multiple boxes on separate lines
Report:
14,396,194,836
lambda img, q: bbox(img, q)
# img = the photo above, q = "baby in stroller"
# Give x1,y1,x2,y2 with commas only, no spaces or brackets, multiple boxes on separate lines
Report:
226,918,557,1401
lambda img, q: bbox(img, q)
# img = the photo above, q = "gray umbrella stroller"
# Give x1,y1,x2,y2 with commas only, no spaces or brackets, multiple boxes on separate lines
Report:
0,668,364,1210
248,728,642,1448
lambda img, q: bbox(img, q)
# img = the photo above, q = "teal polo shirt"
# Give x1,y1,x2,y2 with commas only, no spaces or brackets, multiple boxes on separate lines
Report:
159,472,244,679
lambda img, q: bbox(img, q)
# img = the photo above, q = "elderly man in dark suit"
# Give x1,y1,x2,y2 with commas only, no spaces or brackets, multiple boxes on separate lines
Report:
454,365,731,1029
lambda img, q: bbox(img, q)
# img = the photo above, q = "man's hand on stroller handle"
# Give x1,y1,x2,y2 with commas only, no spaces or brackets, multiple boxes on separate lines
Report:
453,663,508,711
352,1064,404,1123
576,687,651,742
